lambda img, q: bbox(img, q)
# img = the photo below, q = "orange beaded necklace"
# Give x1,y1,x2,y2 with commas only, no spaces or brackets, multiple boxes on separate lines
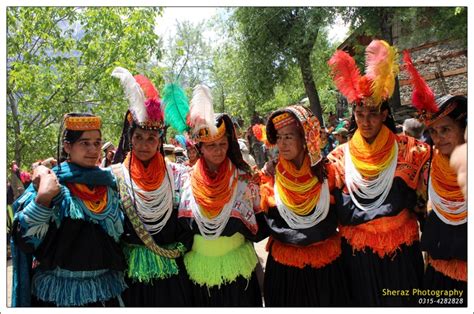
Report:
124,152,166,192
191,157,238,219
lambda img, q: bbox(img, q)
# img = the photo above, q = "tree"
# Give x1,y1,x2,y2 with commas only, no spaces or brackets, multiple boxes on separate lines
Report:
233,7,336,125
161,20,212,89
7,7,162,169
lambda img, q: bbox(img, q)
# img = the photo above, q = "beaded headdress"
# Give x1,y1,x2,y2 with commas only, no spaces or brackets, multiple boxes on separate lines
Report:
328,39,399,111
112,67,164,130
188,84,226,143
402,50,466,126
64,115,101,131
267,105,321,166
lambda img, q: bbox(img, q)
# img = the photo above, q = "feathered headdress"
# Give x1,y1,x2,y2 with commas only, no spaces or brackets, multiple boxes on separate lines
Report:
162,83,189,133
328,39,399,110
112,67,164,130
402,50,438,117
188,84,225,142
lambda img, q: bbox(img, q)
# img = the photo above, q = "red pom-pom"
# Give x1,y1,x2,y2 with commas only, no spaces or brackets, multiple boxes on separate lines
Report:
145,98,163,122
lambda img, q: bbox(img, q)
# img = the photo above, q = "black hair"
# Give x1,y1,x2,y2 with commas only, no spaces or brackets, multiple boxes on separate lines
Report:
446,100,467,132
59,113,102,163
113,110,165,164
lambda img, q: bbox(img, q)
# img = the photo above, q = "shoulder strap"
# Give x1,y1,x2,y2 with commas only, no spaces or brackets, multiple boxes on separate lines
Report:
111,164,182,259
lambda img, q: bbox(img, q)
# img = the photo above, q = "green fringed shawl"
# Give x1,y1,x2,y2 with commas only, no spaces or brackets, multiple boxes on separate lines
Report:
184,233,258,288
123,243,185,283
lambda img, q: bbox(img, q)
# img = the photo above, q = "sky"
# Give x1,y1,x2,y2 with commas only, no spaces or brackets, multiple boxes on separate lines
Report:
155,7,350,45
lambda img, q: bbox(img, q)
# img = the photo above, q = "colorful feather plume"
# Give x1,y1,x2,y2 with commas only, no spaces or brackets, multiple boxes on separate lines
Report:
358,75,373,99
134,74,163,123
175,134,187,148
162,83,190,133
189,84,217,135
112,67,147,123
328,50,363,104
402,50,438,114
365,40,399,106
134,74,159,100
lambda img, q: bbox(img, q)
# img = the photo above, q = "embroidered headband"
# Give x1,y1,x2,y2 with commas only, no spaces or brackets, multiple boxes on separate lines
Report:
272,112,297,130
193,121,226,143
64,116,102,131
267,105,322,166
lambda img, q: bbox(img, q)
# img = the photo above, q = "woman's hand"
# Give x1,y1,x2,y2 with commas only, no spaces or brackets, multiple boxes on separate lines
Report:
34,166,61,207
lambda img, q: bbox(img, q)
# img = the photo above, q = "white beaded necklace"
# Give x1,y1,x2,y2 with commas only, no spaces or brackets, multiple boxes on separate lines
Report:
344,142,398,211
274,179,330,229
189,165,239,240
428,176,467,226
123,162,174,235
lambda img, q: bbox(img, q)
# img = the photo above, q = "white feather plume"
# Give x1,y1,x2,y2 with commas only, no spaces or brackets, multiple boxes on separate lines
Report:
111,67,147,123
189,84,218,135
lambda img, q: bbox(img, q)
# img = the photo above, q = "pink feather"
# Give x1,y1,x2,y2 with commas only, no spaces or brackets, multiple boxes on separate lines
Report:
133,74,164,122
328,50,363,104
365,40,389,81
365,40,399,105
402,50,438,113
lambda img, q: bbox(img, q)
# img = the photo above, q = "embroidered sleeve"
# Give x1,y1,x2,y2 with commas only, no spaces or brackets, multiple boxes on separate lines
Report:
395,135,431,190
248,180,263,214
327,144,346,189
15,195,57,249
169,162,190,191
413,161,430,215
259,173,275,213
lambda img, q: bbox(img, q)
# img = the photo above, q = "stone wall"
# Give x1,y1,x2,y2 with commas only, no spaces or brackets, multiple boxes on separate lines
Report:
394,39,467,123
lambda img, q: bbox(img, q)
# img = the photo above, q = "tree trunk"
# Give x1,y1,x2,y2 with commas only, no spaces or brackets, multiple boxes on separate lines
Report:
379,9,402,112
220,85,226,113
8,93,23,168
297,51,324,126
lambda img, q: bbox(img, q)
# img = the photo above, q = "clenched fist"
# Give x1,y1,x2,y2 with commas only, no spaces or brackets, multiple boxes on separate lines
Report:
34,166,61,207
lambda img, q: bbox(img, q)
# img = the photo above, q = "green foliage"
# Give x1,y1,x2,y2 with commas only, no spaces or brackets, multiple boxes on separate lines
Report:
7,7,162,169
206,8,339,127
338,7,467,48
161,20,212,88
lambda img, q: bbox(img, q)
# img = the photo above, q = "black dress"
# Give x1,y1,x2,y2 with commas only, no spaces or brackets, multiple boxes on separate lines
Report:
329,137,430,306
263,204,350,307
420,210,467,307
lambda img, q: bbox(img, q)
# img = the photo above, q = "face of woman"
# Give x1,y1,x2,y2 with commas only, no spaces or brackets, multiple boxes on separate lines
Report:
187,146,198,161
276,123,305,167
64,130,102,168
131,128,161,162
354,106,388,144
200,135,229,170
428,115,465,157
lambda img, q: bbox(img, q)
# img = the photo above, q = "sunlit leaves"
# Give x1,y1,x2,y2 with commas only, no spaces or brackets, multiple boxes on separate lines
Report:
7,7,162,168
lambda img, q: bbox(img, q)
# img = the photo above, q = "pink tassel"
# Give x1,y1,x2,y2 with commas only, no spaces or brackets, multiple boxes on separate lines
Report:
145,98,163,122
